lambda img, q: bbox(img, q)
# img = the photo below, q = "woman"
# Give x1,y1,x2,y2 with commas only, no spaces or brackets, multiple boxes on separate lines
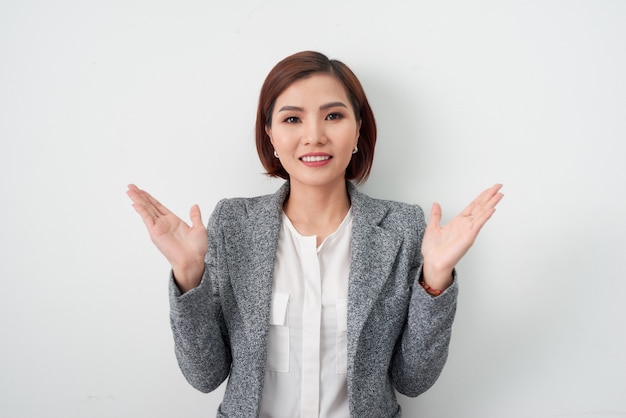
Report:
127,51,503,417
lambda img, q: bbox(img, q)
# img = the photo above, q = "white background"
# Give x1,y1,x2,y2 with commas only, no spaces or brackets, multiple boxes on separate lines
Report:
1,1,625,417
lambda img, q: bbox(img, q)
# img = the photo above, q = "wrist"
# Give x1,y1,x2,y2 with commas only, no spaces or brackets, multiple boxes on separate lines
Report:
421,262,453,292
418,279,443,296
172,259,204,293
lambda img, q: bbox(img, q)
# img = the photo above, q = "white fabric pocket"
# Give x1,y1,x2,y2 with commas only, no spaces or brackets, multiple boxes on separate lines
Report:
335,299,348,374
266,292,290,372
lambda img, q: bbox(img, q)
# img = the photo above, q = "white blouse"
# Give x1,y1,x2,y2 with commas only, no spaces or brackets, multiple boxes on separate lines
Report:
259,209,353,418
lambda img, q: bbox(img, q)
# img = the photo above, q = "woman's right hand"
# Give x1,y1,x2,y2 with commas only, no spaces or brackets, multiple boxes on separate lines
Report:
126,184,207,292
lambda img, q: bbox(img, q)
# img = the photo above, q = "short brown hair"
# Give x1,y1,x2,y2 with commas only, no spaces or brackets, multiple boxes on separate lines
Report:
255,51,376,184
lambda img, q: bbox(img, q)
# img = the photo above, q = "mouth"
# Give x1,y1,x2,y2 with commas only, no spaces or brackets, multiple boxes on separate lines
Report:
300,155,331,162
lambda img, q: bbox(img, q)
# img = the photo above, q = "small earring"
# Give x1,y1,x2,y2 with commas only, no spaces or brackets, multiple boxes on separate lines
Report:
274,150,279,158
352,145,358,154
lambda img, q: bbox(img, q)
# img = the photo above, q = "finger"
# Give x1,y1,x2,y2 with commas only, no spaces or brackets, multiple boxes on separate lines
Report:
127,186,155,221
126,184,144,204
484,190,504,210
140,189,172,218
131,201,159,229
460,184,503,217
428,202,442,229
472,190,504,218
128,185,172,219
470,206,496,229
127,189,160,221
127,184,154,208
469,192,504,227
127,185,173,227
475,184,503,206
189,204,204,229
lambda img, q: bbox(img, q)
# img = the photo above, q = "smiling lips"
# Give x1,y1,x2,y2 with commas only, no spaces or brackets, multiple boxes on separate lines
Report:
301,155,330,162
300,154,332,166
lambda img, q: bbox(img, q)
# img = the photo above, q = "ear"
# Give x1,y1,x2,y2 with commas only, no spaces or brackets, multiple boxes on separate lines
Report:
265,125,273,145
355,119,362,143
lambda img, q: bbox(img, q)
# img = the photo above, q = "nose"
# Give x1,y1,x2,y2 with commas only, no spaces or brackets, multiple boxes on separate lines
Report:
302,119,327,145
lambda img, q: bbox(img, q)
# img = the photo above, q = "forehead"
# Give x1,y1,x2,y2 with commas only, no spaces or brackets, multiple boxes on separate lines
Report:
275,73,350,106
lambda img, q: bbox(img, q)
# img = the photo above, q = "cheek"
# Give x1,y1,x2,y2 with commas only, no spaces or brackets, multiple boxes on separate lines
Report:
342,126,360,146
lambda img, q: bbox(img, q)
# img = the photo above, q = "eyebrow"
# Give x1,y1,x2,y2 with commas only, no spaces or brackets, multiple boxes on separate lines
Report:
277,102,348,112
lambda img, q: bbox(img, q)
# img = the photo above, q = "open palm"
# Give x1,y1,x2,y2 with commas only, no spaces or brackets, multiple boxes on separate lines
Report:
127,184,207,289
421,184,504,289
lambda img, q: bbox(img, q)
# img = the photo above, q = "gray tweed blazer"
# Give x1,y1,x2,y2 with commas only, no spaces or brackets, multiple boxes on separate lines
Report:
169,182,458,418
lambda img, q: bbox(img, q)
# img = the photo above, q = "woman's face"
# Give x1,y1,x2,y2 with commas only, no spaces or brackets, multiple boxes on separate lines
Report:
266,74,361,191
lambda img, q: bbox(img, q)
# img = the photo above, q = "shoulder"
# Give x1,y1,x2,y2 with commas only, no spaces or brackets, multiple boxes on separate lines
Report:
362,192,424,218
215,193,275,217
349,184,426,233
208,183,288,228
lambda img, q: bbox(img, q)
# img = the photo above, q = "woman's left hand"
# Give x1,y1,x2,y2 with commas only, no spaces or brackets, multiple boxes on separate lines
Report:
420,184,504,292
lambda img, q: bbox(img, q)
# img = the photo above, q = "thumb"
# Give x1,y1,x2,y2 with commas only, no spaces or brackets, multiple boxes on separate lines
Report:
428,202,442,229
189,204,204,229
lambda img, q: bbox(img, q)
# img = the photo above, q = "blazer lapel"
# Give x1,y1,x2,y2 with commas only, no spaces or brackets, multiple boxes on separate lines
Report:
229,183,289,342
347,183,403,356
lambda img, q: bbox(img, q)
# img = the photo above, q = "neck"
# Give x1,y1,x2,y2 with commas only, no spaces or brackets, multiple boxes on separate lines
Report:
283,179,351,242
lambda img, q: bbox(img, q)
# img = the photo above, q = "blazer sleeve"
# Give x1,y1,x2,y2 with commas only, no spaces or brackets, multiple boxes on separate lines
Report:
390,205,459,397
168,199,232,393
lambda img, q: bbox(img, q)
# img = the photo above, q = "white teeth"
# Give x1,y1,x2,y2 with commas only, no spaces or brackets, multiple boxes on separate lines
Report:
301,155,330,162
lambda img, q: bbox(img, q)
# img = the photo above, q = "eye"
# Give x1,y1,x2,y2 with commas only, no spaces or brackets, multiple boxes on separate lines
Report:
326,112,344,121
283,116,300,123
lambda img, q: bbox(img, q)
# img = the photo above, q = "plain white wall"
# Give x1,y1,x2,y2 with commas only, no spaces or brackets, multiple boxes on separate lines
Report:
1,0,625,417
